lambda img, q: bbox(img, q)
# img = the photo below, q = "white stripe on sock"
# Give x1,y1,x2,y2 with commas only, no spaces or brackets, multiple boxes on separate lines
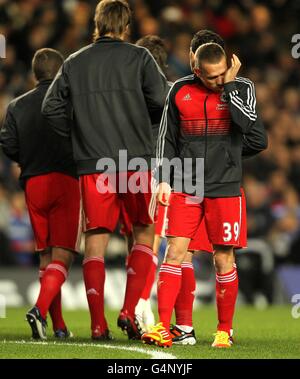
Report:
216,270,237,283
181,263,194,270
83,256,104,265
132,244,153,257
46,264,67,280
160,264,182,276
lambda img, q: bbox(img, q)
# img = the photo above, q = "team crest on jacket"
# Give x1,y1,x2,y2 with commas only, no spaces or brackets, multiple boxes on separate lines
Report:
216,91,228,110
220,91,228,103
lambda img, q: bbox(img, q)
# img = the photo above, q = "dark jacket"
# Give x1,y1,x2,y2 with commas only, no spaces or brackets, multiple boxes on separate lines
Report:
42,37,168,174
241,120,268,159
151,81,173,143
157,74,268,197
0,80,77,188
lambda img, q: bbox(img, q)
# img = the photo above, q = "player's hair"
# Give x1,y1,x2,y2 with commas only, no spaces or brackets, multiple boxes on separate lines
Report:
32,48,64,81
136,35,168,73
190,30,225,53
93,0,131,41
195,42,226,68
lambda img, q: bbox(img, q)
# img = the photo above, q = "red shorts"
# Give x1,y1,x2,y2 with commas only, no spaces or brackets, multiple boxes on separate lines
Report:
80,171,156,232
187,188,247,252
119,200,132,236
238,188,247,248
166,192,245,247
188,218,213,253
25,172,81,252
120,201,167,237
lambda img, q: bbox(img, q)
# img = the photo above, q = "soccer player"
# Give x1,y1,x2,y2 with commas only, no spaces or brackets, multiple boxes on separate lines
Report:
0,48,81,340
42,0,168,340
126,30,264,346
169,31,267,346
119,35,170,336
142,43,267,348
122,31,266,342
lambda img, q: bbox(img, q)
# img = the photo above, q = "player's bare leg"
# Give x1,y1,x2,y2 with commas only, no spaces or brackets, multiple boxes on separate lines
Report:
153,234,161,256
85,229,110,259
212,245,238,348
213,245,235,274
165,236,190,265
39,248,51,266
133,223,154,247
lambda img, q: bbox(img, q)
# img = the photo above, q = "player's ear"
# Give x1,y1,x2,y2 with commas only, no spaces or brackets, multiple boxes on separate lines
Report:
122,24,131,41
194,67,201,78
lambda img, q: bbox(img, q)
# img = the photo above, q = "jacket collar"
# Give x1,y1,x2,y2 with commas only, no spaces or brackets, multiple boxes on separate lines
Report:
95,36,124,44
36,79,53,87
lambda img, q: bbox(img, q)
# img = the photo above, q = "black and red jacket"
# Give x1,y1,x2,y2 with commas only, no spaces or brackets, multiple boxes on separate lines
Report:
157,74,267,197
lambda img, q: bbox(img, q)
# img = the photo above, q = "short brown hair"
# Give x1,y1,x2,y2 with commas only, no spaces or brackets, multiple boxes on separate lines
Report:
32,48,64,81
136,35,167,73
93,0,131,41
190,30,225,53
195,42,226,68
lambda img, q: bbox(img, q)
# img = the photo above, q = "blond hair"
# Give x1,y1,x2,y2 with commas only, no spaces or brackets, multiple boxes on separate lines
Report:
93,0,131,41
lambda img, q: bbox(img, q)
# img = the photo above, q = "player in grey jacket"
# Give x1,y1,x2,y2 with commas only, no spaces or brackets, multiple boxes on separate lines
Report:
42,0,168,341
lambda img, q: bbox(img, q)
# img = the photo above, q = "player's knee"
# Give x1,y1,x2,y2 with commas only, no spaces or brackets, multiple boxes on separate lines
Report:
52,247,74,268
213,247,234,272
133,223,155,246
165,243,185,264
184,250,194,263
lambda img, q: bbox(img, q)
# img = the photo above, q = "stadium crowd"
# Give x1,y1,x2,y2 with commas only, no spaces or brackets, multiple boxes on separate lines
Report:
0,0,300,304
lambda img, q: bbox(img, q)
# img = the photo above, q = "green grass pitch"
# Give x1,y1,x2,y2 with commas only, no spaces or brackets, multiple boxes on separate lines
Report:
0,306,299,359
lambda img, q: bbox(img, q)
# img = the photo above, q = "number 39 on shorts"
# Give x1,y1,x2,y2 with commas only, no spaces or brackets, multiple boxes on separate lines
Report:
223,222,239,242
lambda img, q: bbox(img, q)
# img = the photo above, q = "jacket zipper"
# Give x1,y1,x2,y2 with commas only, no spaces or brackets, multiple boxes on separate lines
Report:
204,95,209,167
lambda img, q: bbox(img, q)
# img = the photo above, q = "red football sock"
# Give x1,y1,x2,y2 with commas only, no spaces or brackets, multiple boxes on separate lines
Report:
157,263,182,332
215,267,239,334
122,244,153,317
83,257,107,334
174,262,195,327
140,255,158,300
39,269,66,331
36,261,68,320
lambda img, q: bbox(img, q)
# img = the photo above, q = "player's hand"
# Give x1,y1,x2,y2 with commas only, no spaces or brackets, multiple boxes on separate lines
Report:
157,182,171,206
224,54,241,83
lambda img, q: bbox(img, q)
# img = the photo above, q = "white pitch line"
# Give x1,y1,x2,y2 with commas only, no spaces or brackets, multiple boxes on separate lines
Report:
1,340,177,359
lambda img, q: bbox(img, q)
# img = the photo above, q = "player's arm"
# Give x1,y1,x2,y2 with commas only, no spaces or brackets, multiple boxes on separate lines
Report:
42,61,71,137
224,55,258,134
0,104,20,163
156,86,179,205
141,49,169,113
242,115,268,159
